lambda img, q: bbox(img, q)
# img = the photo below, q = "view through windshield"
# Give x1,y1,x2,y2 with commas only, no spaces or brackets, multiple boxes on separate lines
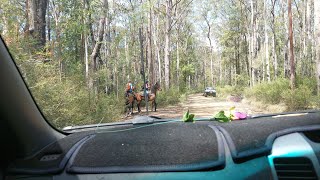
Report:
1,0,320,129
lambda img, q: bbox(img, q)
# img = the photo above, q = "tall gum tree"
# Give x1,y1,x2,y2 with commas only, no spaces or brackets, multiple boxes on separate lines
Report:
164,0,172,90
288,0,295,89
315,0,320,94
27,0,48,48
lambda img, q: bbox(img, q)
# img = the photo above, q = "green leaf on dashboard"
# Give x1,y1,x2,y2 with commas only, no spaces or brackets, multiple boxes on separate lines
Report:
214,111,230,123
183,110,195,122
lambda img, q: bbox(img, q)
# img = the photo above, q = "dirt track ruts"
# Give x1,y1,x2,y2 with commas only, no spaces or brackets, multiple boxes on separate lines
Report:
127,93,283,119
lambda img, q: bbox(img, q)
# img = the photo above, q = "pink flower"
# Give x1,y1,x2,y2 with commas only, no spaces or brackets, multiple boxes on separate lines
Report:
232,112,247,120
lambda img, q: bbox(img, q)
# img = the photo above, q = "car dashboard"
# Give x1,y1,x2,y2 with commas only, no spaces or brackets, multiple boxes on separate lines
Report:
4,112,320,180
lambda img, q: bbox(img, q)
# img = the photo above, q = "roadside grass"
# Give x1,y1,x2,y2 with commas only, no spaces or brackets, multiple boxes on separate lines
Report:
216,85,243,98
218,78,319,112
33,77,125,129
241,98,287,114
157,88,181,106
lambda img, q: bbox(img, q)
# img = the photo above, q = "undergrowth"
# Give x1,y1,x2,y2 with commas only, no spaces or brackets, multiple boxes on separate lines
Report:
216,77,319,111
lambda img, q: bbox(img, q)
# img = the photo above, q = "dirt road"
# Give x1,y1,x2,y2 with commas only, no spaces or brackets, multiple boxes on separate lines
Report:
134,93,285,119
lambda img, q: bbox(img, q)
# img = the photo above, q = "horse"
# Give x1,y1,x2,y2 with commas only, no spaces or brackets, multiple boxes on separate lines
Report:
125,93,135,116
134,82,161,112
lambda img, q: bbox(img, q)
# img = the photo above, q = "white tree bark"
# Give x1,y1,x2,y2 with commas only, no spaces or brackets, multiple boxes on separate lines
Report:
147,0,154,84
306,0,312,76
250,0,255,86
303,0,307,62
164,0,172,90
314,0,320,94
85,35,89,79
271,0,278,80
288,0,296,89
176,40,180,89
264,0,270,82
88,0,107,91
153,15,161,84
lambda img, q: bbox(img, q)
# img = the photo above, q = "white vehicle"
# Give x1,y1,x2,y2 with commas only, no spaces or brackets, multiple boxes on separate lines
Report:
204,87,216,97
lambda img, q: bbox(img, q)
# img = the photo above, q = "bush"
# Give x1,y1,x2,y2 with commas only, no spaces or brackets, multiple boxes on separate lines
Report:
246,78,289,104
157,88,182,107
32,76,124,129
216,85,243,97
244,78,317,111
281,85,312,111
310,95,320,108
296,77,318,95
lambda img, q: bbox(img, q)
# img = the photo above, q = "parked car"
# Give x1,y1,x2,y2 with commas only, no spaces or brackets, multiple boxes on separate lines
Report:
204,87,216,97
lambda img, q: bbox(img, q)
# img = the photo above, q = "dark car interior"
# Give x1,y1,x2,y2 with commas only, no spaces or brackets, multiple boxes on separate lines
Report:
1,36,320,179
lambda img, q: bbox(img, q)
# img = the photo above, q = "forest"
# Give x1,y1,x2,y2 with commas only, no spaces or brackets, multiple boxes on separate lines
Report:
0,0,320,129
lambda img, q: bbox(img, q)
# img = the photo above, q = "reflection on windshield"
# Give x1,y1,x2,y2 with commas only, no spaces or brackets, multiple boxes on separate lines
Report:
1,0,319,129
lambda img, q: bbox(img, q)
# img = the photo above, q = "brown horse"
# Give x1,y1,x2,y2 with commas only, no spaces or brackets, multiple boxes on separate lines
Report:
125,93,135,116
135,82,161,112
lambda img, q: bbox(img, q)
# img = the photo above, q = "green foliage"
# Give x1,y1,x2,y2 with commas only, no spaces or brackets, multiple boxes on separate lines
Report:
281,85,312,111
310,96,320,108
214,111,231,123
182,110,195,122
157,88,183,107
246,78,289,104
245,78,316,111
235,74,249,88
216,85,243,97
296,77,318,95
29,68,124,129
181,64,196,78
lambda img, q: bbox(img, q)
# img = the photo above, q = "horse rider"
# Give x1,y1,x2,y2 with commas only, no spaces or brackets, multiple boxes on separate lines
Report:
145,81,150,94
125,80,135,97
141,81,150,95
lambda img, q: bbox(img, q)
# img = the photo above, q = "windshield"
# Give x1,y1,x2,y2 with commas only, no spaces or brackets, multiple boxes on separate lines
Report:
1,0,319,130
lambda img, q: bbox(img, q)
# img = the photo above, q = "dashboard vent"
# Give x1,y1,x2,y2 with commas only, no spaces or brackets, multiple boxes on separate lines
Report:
273,157,317,180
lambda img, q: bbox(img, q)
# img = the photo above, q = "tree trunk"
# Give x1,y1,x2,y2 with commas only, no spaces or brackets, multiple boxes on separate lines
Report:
176,40,180,90
302,0,307,76
315,0,320,94
85,0,95,45
204,48,207,87
271,0,278,79
89,0,107,91
85,34,89,79
206,17,214,86
46,1,50,42
147,0,154,84
219,53,222,85
273,33,277,79
250,0,254,87
164,0,172,90
51,1,63,80
281,0,288,78
82,0,88,80
288,0,296,89
28,0,48,48
307,0,312,76
236,39,240,75
264,0,270,82
153,13,161,84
